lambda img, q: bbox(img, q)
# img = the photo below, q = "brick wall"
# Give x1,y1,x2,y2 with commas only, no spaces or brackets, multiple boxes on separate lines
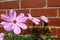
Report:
0,0,60,40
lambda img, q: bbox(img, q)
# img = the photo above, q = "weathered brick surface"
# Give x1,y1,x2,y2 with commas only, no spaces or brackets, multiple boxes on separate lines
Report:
0,10,6,14
57,28,60,35
48,18,60,26
0,27,6,33
15,10,29,16
50,28,57,36
0,1,19,9
21,0,45,8
47,0,60,7
0,10,6,22
31,9,57,17
59,9,60,17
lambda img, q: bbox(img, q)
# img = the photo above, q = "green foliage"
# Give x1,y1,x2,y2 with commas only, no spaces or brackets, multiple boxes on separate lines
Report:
4,26,51,40
22,34,36,40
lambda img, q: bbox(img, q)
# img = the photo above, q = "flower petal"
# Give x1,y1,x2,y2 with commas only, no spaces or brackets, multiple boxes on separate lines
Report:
16,13,24,19
17,23,27,29
9,9,16,20
40,16,48,20
16,17,27,22
13,25,21,35
0,33,4,38
32,18,40,25
0,21,7,25
27,14,33,20
33,18,40,22
1,14,11,21
4,23,13,31
44,19,49,23
32,20,39,25
34,21,39,25
0,38,4,40
40,16,48,23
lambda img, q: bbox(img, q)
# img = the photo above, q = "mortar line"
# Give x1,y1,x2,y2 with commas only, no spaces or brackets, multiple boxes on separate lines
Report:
29,8,31,14
0,7,60,10
43,0,47,8
56,9,59,17
19,0,21,9
0,0,18,2
21,7,60,9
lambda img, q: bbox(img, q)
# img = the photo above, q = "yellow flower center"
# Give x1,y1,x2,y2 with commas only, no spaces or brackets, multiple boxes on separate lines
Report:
13,20,16,23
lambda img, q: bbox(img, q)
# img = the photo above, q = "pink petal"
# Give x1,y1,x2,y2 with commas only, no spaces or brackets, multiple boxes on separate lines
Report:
40,16,48,20
17,23,27,29
0,33,4,38
28,14,33,20
44,20,49,23
16,17,27,22
4,23,13,31
1,14,11,21
13,25,21,35
40,16,48,23
0,22,7,25
32,20,39,25
16,13,25,20
9,9,16,20
34,21,39,25
0,38,4,40
33,18,40,22
32,18,40,25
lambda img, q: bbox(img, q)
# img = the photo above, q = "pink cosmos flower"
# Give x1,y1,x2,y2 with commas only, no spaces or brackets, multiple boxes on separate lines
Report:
0,33,4,40
1,9,27,35
27,14,40,25
40,16,48,23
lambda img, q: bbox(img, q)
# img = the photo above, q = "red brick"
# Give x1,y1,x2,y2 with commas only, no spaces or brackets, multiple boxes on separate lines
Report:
26,20,33,26
0,10,6,14
21,28,32,35
0,1,19,9
0,19,3,22
0,10,6,22
38,21,42,26
57,28,60,35
47,0,60,7
0,27,6,33
50,28,57,36
59,9,60,17
21,0,45,8
48,18,60,26
31,9,57,17
15,10,29,16
38,19,42,26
